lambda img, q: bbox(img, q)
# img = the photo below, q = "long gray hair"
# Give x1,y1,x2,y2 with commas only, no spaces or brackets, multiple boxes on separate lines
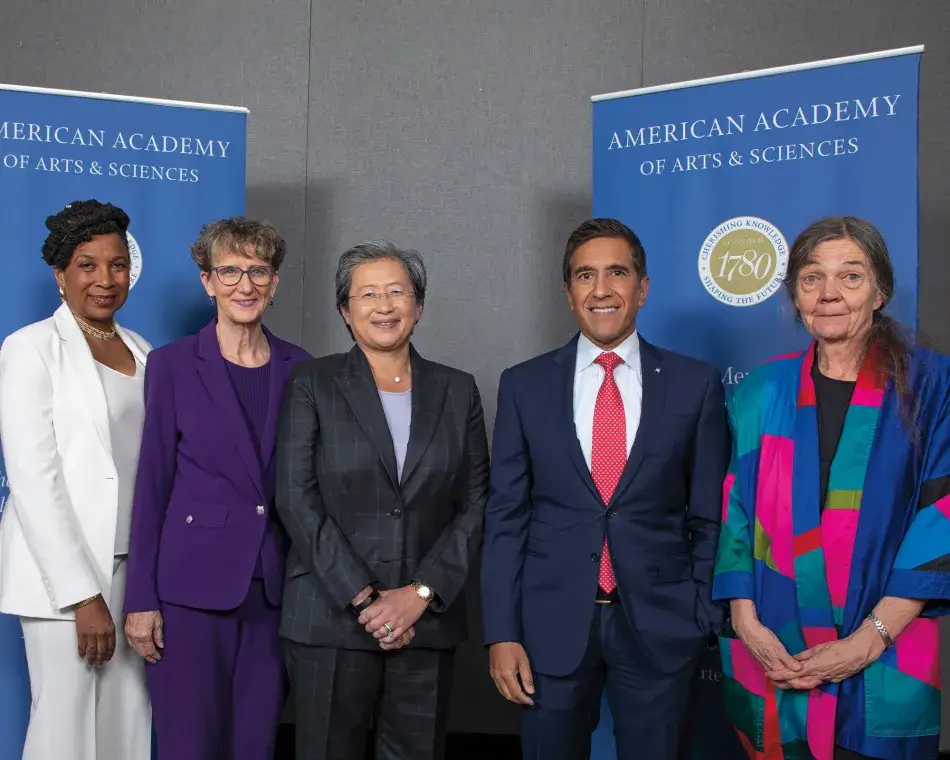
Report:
784,216,913,422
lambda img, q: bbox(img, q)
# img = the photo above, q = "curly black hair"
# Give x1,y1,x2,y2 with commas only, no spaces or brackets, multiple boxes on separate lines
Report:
41,199,131,270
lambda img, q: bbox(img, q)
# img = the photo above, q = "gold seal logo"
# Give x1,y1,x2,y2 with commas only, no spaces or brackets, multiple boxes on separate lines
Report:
697,217,788,306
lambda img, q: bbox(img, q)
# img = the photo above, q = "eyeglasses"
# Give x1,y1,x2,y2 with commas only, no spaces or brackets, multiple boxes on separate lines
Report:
211,265,275,287
349,289,415,306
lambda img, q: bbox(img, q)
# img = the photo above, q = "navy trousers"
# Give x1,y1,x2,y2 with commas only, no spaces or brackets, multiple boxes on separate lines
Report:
521,603,698,760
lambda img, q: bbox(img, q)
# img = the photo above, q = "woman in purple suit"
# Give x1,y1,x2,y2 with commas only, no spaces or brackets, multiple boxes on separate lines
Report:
122,218,310,760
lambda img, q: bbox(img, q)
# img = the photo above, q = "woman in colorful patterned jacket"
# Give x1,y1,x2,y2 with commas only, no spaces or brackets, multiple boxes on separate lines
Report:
712,216,950,760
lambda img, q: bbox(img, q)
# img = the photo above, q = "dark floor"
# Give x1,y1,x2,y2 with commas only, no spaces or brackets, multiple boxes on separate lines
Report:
276,725,950,759
275,725,522,759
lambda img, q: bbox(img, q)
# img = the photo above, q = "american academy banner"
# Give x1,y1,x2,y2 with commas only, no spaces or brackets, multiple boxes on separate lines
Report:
588,47,922,760
0,83,247,760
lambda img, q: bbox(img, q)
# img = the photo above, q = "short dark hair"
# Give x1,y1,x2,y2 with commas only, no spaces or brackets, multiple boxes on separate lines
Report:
190,217,287,272
42,199,130,270
562,218,647,284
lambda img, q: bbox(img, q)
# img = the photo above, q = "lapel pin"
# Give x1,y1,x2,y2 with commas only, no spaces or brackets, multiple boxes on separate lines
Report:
655,368,661,373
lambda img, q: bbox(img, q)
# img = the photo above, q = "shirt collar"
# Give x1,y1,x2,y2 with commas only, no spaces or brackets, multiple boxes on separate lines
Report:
575,331,641,378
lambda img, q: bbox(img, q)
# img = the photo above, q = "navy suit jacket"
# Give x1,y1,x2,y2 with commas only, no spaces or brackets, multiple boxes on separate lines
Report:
481,334,729,677
124,320,310,614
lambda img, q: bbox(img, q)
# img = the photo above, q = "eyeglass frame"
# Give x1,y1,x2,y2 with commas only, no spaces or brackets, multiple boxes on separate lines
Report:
209,264,277,287
347,289,416,306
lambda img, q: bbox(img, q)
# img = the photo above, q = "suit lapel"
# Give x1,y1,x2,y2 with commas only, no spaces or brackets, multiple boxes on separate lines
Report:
610,336,667,506
55,304,112,457
115,324,149,367
260,330,294,468
195,321,265,498
334,346,400,491
401,348,447,487
552,337,601,503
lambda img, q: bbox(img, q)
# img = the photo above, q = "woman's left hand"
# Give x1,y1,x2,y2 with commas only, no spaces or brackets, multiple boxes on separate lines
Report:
767,632,878,688
379,625,415,651
358,587,428,645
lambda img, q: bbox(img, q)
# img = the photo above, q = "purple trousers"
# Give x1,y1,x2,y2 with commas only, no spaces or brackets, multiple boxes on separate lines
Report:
146,580,285,760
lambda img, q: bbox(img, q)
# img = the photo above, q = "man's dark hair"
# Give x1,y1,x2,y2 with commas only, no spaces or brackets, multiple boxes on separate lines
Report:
562,218,647,284
41,199,130,270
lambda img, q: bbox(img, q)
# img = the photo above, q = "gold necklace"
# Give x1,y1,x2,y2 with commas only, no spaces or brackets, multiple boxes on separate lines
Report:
74,314,117,341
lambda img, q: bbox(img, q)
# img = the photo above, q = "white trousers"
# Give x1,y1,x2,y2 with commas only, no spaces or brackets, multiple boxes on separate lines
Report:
20,557,151,760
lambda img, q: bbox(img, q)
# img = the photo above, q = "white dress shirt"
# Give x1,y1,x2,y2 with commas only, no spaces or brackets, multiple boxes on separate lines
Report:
573,331,643,469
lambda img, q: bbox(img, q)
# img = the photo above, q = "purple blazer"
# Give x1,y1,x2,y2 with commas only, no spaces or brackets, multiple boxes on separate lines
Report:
124,321,310,613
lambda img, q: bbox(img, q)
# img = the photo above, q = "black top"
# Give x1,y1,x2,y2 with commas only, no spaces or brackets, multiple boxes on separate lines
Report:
811,359,856,509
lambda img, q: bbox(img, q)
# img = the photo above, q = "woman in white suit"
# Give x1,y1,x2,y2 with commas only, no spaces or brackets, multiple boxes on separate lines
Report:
0,200,152,760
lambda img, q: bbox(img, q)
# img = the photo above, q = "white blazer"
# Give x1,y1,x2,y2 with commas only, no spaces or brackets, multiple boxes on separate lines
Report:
0,303,151,620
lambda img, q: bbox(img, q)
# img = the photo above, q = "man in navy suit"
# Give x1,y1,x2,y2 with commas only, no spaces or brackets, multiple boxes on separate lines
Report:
481,218,730,760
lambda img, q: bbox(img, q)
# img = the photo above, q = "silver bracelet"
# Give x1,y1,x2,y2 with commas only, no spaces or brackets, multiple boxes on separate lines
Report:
866,613,893,648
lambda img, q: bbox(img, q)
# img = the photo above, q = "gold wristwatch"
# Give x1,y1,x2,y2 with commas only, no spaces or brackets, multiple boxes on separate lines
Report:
410,580,434,604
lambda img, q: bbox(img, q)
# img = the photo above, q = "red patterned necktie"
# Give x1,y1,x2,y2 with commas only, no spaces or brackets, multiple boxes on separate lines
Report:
592,351,626,594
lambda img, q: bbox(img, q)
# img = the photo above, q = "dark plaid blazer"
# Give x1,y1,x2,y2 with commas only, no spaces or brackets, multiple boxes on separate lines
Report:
274,343,489,650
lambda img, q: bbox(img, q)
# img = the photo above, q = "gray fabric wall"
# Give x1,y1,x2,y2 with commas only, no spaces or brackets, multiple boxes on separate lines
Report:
2,0,947,739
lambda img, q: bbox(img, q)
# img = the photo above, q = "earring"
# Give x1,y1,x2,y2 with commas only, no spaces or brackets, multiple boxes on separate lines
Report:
269,298,274,307
208,296,215,305
59,286,65,301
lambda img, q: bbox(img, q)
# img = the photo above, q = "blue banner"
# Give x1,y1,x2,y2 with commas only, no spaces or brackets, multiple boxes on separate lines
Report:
589,48,921,759
0,84,246,760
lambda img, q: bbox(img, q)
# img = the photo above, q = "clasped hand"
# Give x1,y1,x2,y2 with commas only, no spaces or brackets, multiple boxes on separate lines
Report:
355,586,427,649
768,636,878,690
739,618,878,691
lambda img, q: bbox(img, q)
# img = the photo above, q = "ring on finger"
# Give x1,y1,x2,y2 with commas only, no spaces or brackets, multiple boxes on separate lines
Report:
383,623,394,638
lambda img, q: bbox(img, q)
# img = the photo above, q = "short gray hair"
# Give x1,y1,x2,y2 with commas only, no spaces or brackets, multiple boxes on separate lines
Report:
190,217,286,272
335,241,427,313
